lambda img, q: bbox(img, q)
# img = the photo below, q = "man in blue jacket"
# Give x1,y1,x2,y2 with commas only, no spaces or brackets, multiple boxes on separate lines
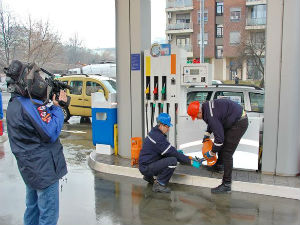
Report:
6,61,67,225
187,99,248,193
139,113,201,193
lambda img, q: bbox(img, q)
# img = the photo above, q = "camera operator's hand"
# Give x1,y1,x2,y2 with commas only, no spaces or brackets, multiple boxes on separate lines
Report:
53,90,67,107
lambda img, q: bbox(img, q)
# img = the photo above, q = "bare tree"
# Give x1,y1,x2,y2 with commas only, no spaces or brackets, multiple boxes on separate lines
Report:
0,8,20,67
100,50,114,63
21,16,61,66
66,33,83,64
234,31,266,87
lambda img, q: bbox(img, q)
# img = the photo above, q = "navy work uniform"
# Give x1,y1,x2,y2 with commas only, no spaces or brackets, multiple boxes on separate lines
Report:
202,98,248,184
139,125,191,185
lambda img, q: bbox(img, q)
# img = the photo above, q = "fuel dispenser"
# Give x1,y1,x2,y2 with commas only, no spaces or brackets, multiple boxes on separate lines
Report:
144,44,211,147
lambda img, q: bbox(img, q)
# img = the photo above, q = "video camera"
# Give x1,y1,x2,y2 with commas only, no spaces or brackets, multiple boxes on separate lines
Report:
40,68,72,107
3,60,72,107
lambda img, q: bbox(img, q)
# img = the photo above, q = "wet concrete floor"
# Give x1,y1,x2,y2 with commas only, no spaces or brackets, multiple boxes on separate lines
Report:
0,113,299,225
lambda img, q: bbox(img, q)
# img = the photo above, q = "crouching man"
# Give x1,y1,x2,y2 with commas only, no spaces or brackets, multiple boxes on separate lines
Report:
139,113,201,193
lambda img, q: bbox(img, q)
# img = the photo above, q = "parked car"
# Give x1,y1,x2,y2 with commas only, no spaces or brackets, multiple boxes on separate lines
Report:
187,84,264,115
212,80,223,85
57,74,117,122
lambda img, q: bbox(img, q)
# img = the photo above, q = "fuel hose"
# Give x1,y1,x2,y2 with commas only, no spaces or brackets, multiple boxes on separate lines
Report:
151,103,156,128
145,102,149,134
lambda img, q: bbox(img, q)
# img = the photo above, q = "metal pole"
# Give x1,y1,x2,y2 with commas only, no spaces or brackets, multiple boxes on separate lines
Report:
200,0,205,63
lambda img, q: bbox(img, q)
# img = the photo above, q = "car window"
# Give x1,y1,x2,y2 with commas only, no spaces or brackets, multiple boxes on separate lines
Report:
249,92,264,113
86,81,104,96
187,91,213,105
214,91,245,108
69,81,83,95
102,80,116,93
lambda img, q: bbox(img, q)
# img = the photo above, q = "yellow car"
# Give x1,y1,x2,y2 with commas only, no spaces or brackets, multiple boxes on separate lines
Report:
57,74,116,122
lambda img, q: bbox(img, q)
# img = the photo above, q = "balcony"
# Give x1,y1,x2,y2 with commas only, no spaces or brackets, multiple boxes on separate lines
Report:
166,0,193,12
246,0,267,6
166,23,193,34
246,18,266,30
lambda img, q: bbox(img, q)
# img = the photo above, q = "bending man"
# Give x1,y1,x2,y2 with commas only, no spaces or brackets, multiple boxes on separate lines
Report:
187,99,248,193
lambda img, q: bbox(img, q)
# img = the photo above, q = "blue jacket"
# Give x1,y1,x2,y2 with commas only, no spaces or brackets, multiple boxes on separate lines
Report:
202,99,243,153
6,96,67,189
139,126,191,166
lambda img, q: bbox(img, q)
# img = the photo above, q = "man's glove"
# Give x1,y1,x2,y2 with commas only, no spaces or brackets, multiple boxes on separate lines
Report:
191,160,201,168
202,132,211,143
204,150,216,159
177,150,184,154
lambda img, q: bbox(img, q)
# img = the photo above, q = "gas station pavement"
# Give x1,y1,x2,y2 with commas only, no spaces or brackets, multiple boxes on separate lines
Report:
89,152,300,200
1,116,300,225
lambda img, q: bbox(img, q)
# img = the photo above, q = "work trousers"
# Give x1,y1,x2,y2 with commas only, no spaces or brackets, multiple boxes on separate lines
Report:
217,117,248,184
139,157,177,185
24,181,59,225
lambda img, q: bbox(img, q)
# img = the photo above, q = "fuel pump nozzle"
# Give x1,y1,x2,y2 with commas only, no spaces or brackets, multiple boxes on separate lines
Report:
161,83,166,100
153,84,158,100
145,83,150,100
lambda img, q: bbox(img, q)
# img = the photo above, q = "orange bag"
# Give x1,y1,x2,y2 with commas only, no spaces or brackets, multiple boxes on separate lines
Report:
202,139,217,166
131,137,142,166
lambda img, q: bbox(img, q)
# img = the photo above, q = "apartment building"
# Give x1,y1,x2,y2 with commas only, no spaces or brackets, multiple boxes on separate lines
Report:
165,0,267,81
166,0,194,58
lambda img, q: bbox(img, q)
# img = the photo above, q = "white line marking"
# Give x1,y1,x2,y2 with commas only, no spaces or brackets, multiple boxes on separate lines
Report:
61,130,87,134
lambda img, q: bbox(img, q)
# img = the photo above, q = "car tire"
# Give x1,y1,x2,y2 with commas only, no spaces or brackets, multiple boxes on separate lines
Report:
62,107,71,122
80,116,91,124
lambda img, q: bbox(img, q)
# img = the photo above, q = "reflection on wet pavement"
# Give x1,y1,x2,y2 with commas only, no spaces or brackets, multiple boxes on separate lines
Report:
93,173,300,225
0,118,300,225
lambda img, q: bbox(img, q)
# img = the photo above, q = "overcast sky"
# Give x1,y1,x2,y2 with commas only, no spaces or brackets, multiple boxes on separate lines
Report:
1,0,166,49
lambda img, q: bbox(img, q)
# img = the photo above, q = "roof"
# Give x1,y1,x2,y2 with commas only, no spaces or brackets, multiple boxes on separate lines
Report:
188,85,264,94
189,84,263,91
58,74,116,82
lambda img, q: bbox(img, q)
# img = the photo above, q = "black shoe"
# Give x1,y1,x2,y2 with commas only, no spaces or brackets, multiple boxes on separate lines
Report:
207,164,224,173
152,181,171,193
211,183,231,194
143,176,155,185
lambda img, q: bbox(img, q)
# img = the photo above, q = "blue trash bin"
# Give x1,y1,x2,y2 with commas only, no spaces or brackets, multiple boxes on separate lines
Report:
92,108,117,147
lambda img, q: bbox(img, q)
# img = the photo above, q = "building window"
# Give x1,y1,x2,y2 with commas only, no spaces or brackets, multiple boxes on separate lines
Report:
176,13,190,24
176,36,191,51
216,45,223,58
198,10,208,24
230,31,241,45
204,10,208,22
251,5,267,19
230,8,241,22
250,31,265,44
176,36,190,46
216,2,224,16
216,24,223,38
249,5,267,25
198,33,208,45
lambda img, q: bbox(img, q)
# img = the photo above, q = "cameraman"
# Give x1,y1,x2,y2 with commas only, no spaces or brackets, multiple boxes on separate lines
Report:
6,61,67,225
